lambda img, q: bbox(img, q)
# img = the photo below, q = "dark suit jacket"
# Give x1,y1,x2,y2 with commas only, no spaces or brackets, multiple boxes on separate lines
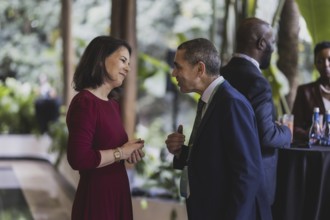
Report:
292,78,325,142
221,57,291,204
174,81,272,220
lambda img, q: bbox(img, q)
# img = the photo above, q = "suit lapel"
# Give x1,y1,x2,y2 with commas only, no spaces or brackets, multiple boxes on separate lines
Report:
194,82,226,142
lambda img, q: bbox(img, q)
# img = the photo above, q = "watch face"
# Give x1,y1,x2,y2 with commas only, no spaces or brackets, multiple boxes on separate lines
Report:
114,150,121,159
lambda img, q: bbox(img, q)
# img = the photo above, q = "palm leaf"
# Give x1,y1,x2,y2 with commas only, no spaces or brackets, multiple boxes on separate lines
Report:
295,0,330,44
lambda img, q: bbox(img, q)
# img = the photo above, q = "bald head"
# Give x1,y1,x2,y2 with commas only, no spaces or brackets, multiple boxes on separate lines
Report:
235,17,275,69
236,17,272,51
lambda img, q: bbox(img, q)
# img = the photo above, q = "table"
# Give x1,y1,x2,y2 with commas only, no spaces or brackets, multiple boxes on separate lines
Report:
272,146,330,220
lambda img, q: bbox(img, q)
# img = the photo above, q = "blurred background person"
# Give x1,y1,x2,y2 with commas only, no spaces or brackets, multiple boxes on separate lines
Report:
221,17,291,206
34,74,60,133
292,41,330,142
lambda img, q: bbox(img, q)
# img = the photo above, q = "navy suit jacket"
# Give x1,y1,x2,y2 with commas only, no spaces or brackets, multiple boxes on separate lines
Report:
174,81,272,220
221,57,291,204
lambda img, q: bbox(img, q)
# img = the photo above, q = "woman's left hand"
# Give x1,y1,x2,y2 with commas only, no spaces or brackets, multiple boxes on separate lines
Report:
127,149,145,164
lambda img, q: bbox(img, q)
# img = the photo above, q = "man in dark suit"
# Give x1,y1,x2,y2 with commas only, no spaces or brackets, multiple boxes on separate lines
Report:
165,38,272,220
221,17,292,205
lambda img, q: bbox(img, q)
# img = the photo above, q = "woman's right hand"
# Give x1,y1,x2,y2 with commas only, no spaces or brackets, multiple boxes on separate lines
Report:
121,139,145,163
98,139,145,167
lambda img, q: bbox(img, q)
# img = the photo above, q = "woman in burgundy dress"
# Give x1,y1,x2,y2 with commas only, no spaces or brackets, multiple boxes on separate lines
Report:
66,36,145,220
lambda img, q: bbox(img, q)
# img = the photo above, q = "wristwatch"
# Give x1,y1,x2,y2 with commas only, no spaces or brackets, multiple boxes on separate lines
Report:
114,148,121,162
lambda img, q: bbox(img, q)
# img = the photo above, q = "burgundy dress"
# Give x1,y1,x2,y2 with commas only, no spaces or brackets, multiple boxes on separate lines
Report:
66,90,133,220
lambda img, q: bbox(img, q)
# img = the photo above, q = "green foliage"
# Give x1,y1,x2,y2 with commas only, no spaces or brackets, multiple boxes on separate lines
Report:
295,0,330,45
138,148,182,200
134,99,185,200
0,78,39,134
0,0,109,90
0,1,62,84
48,106,68,169
247,0,257,17
138,53,170,80
146,149,182,200
263,60,290,115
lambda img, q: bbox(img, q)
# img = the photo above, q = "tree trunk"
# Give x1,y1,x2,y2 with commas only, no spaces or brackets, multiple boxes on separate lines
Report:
61,0,75,107
277,0,300,110
111,0,137,139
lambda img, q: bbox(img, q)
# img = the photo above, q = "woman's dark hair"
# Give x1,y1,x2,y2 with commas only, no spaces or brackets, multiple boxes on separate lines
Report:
314,41,330,59
73,35,131,92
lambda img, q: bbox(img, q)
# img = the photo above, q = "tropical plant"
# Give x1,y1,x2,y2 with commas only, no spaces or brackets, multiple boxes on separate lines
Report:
0,78,39,134
0,1,61,84
295,0,330,46
140,148,182,201
295,0,330,82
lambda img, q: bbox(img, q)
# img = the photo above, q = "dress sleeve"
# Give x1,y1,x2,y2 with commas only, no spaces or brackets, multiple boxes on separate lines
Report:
66,95,101,170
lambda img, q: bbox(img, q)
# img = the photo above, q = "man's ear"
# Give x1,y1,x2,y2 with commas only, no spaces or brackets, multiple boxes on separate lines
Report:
197,61,206,76
257,37,266,50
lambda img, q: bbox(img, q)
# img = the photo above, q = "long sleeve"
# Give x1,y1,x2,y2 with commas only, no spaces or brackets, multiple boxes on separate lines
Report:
223,99,263,220
66,94,101,170
249,76,291,149
221,58,291,150
173,145,189,170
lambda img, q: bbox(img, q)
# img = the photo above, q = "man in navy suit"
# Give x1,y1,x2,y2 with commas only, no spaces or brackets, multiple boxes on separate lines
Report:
221,17,292,205
165,38,272,220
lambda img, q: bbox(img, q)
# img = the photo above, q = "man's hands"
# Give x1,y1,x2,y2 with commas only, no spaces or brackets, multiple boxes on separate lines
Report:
165,125,185,158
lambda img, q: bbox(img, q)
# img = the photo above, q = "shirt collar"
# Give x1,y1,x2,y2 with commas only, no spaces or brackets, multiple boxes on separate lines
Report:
232,53,260,69
201,76,225,104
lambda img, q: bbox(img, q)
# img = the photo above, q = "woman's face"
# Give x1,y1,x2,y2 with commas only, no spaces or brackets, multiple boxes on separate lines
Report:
315,48,330,80
104,46,130,88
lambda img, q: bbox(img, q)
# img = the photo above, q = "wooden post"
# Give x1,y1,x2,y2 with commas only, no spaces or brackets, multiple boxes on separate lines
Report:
111,0,137,139
61,0,75,107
